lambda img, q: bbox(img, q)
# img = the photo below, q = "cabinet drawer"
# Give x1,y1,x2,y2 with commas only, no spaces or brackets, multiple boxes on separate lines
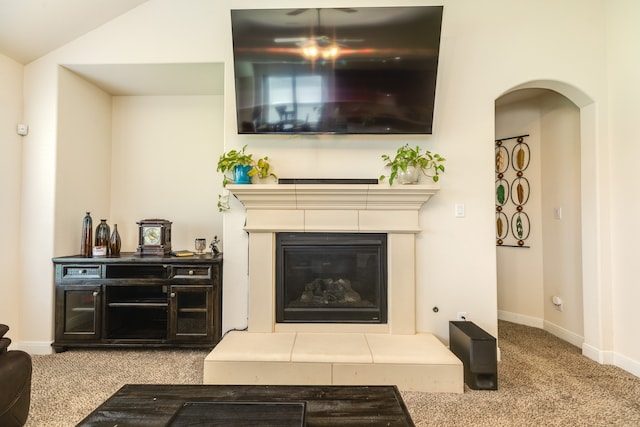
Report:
172,266,211,279
60,265,102,279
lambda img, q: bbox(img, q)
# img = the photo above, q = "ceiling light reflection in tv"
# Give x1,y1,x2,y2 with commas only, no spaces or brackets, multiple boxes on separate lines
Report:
230,6,443,135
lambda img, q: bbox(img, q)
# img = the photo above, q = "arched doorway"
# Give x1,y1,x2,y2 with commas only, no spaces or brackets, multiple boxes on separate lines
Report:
494,80,610,362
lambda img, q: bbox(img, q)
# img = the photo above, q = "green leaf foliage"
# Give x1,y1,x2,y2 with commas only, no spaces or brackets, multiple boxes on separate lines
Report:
216,145,277,211
380,144,446,185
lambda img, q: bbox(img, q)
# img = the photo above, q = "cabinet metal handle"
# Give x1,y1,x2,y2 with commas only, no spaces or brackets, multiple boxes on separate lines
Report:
92,291,99,297
80,269,87,274
170,292,176,298
189,270,194,275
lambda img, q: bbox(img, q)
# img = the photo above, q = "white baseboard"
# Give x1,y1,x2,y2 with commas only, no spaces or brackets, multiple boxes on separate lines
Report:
580,344,640,378
13,341,54,355
543,320,583,348
497,310,544,328
499,311,584,348
582,342,614,364
614,352,640,378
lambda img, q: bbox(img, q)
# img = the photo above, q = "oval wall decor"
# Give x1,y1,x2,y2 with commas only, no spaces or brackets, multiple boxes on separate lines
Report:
496,212,509,240
495,134,531,248
511,140,530,172
510,177,530,206
495,145,509,174
496,178,510,206
510,211,531,241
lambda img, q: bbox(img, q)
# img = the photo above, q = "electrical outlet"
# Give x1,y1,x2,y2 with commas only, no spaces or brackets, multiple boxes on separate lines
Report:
457,312,467,321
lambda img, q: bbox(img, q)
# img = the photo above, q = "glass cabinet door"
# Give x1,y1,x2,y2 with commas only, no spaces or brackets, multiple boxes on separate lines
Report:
58,285,101,340
169,285,212,340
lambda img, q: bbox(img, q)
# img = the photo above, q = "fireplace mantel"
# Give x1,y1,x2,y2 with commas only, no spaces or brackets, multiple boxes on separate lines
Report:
227,183,439,210
227,183,439,233
227,183,440,334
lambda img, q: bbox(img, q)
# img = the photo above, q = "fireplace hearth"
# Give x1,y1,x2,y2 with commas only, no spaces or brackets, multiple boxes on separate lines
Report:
276,233,387,323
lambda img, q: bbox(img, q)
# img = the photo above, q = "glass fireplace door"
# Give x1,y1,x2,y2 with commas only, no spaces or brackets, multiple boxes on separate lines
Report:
276,233,387,323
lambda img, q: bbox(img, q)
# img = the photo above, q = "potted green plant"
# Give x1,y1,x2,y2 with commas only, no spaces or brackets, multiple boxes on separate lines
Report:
216,144,277,186
380,144,446,185
216,145,277,211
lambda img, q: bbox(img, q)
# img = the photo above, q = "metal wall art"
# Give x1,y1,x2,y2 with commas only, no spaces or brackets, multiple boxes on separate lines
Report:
495,135,531,247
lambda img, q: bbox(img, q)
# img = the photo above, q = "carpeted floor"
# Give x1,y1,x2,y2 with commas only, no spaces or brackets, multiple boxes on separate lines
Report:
26,321,640,426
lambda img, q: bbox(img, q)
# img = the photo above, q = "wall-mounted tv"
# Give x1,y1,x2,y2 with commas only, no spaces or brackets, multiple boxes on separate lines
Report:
230,6,443,135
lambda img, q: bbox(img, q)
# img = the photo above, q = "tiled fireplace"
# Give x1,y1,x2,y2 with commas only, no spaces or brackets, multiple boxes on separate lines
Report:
237,183,437,334
203,183,463,392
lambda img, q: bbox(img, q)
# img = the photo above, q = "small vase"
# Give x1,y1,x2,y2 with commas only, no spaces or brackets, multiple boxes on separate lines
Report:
233,165,253,184
95,219,110,256
81,212,93,257
109,224,121,256
397,166,420,184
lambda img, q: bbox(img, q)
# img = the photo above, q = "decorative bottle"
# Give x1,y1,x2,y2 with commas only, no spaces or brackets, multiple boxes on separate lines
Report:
81,212,93,257
95,219,110,256
109,224,121,256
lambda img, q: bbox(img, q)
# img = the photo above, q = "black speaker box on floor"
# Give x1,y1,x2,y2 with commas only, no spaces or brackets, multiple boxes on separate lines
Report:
449,321,498,390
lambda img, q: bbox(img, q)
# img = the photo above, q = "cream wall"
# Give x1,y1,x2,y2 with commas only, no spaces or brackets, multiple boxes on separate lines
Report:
55,67,113,258
606,0,640,375
495,92,583,347
109,95,223,252
13,0,640,376
540,95,583,343
495,99,544,326
53,70,224,256
0,53,23,333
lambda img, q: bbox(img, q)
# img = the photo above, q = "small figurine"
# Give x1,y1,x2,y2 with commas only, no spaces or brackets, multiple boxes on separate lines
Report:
210,235,221,256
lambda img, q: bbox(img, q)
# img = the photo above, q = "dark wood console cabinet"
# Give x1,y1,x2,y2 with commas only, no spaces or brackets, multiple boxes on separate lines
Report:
52,253,222,352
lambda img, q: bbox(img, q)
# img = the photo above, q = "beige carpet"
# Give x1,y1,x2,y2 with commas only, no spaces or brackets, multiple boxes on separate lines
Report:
27,321,640,426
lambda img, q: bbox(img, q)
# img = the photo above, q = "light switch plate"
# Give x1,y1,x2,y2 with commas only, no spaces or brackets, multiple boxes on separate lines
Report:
554,207,562,220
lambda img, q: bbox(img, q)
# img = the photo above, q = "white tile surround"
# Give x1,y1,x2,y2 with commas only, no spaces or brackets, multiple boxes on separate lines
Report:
203,184,463,392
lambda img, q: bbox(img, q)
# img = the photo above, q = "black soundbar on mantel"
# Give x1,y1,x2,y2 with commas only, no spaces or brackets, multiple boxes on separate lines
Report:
278,178,379,185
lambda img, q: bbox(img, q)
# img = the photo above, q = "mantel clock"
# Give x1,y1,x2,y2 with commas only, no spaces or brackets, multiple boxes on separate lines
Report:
136,219,172,256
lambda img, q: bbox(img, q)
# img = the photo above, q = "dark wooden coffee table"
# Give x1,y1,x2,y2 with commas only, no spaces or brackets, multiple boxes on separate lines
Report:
77,384,415,426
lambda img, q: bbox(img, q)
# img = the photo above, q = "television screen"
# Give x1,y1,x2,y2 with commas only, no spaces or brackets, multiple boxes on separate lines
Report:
230,6,443,135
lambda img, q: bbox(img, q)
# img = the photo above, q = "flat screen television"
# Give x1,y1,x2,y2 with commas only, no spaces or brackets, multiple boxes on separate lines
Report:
230,6,443,135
